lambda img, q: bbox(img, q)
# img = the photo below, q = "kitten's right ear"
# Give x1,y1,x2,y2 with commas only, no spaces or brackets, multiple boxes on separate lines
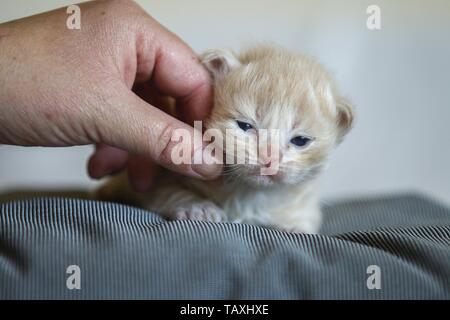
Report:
201,49,241,80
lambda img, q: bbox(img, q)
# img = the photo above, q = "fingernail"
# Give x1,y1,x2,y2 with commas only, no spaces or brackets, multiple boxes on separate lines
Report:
88,157,105,180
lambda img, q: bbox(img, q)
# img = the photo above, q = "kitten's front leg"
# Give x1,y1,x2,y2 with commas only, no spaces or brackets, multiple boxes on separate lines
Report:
143,181,227,223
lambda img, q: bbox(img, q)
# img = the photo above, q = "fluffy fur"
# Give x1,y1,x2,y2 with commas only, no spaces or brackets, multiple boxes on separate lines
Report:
98,45,354,233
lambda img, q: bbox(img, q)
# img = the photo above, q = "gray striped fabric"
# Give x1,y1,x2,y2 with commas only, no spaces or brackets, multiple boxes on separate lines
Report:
0,193,449,299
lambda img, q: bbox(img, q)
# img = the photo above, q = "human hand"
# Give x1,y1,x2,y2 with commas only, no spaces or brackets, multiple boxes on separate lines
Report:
0,0,221,191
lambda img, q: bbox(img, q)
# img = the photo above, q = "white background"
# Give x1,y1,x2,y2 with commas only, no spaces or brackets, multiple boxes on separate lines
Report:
1,0,449,204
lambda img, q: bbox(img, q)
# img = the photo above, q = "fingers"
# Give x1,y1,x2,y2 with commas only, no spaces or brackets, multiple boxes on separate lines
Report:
176,83,212,125
127,155,159,193
101,86,222,180
88,145,158,193
89,11,220,184
88,144,128,179
137,19,214,124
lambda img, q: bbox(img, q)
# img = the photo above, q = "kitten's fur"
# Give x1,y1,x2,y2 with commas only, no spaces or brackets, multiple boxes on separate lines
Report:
98,45,354,233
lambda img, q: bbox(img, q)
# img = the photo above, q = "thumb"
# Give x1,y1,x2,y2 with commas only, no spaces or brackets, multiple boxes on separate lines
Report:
98,87,222,180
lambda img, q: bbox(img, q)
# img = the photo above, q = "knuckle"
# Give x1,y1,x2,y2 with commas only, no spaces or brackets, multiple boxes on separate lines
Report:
93,0,143,29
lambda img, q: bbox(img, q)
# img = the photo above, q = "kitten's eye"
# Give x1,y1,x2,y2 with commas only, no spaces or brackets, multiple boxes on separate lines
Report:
290,136,312,147
236,120,253,132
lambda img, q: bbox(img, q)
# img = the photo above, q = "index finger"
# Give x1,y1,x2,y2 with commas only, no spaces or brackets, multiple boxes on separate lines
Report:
138,19,213,125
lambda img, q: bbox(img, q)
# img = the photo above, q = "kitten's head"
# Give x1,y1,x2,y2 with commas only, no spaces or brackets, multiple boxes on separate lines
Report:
201,45,354,187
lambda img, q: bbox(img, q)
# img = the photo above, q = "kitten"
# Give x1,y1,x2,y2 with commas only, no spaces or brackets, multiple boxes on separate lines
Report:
98,45,354,233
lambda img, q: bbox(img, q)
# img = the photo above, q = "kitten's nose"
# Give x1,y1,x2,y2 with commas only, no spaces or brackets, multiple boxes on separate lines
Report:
258,145,281,168
260,156,274,168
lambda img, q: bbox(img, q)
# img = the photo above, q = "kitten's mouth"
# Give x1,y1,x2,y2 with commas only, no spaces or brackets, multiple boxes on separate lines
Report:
249,167,285,183
223,165,285,185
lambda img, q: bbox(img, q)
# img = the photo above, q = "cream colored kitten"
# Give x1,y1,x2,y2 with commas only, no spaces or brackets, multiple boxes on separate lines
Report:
98,45,354,233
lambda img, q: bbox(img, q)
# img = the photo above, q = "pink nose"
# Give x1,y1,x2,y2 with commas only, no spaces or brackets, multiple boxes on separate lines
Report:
260,156,274,168
258,145,281,168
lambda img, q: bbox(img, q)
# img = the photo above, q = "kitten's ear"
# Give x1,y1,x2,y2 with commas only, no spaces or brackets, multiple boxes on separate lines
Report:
335,97,355,143
201,49,241,80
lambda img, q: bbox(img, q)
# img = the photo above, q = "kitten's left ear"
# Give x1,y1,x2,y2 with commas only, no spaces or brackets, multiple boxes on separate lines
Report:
335,97,355,143
201,49,241,80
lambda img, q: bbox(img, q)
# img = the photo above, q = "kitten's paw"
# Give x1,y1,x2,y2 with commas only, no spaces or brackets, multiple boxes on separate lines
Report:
168,202,226,223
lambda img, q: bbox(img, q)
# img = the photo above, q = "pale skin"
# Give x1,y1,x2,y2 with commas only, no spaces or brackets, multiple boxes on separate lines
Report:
0,0,222,191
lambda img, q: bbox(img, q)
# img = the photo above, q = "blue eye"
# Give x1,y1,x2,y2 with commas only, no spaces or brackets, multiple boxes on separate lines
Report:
236,120,253,132
290,136,312,147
